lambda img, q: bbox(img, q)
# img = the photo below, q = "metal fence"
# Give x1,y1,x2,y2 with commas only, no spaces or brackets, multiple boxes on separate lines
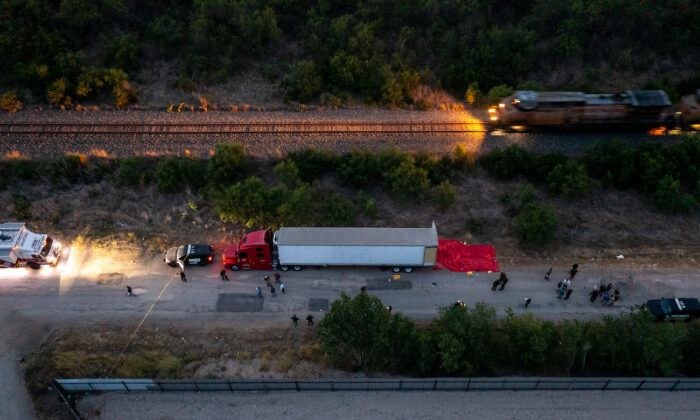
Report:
54,377,700,393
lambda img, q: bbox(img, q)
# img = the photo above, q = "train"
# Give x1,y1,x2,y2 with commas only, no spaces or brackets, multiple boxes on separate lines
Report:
488,89,700,132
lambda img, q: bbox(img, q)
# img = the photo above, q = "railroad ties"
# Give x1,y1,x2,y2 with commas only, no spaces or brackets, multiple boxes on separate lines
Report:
0,122,487,135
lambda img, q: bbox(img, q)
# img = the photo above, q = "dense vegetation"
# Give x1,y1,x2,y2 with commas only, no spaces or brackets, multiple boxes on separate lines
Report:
1,1,699,108
319,293,700,377
2,135,700,246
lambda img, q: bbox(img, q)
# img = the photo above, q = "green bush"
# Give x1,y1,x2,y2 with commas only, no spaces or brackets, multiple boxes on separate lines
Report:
155,157,182,193
480,146,533,180
415,151,453,184
651,175,698,213
485,84,514,105
386,161,430,202
214,177,277,228
501,309,557,370
207,143,248,187
321,194,355,227
118,157,154,186
338,149,378,187
356,191,378,219
683,321,700,376
12,194,32,219
513,202,558,246
49,154,87,183
283,60,322,103
285,148,339,182
0,91,22,112
3,159,41,181
376,147,412,179
273,160,300,187
103,34,139,71
453,144,475,174
434,181,456,210
547,161,595,198
277,184,315,226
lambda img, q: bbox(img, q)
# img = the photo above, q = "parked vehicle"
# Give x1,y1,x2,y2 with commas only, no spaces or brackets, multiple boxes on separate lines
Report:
223,224,439,273
0,222,62,269
646,297,700,322
164,244,213,267
679,89,700,130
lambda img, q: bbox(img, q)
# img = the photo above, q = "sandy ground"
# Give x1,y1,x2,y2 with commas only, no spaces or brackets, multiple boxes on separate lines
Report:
77,390,700,420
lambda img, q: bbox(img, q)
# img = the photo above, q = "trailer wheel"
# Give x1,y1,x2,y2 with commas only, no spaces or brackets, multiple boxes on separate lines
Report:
403,267,413,273
230,265,240,271
392,266,401,273
293,265,302,271
28,262,41,270
280,266,289,271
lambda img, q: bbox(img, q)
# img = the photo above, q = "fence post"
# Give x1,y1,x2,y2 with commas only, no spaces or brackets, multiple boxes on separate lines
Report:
295,380,299,392
122,381,129,392
568,378,575,391
433,379,438,391
228,380,233,392
635,379,646,391
465,378,471,392
602,379,611,390
535,379,540,390
399,380,402,391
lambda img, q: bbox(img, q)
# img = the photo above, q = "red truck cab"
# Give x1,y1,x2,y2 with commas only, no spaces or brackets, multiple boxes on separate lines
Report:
223,230,273,271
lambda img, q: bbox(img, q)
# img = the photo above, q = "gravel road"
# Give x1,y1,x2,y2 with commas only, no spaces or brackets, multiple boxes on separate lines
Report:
0,110,675,158
78,390,700,420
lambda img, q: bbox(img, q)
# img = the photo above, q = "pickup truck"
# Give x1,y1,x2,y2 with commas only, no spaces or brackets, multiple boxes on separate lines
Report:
646,297,700,322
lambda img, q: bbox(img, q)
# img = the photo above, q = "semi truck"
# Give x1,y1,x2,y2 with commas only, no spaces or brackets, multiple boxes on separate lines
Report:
223,224,438,273
0,222,62,269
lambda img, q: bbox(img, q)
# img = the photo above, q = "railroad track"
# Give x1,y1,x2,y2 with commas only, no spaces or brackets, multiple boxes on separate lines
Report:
0,122,487,135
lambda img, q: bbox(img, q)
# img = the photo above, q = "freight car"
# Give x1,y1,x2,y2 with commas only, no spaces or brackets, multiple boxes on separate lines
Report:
489,90,673,131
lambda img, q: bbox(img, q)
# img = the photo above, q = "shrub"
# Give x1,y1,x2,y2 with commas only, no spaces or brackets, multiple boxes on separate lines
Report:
652,175,698,213
49,154,87,183
286,148,339,182
0,91,22,112
480,146,533,180
486,84,514,106
453,144,475,174
274,160,300,188
683,321,700,376
321,194,355,226
531,152,569,183
118,157,154,186
12,194,32,219
155,157,182,193
434,181,456,210
277,184,315,226
415,151,453,184
501,309,557,370
513,202,558,246
3,159,41,181
547,161,595,198
356,191,378,219
386,161,430,202
207,143,248,187
338,149,378,187
283,60,322,103
376,146,412,179
214,177,277,227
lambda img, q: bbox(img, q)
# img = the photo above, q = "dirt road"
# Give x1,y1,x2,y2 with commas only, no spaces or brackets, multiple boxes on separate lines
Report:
2,246,699,418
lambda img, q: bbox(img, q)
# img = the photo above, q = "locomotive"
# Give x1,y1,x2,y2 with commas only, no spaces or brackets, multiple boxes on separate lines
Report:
488,89,698,132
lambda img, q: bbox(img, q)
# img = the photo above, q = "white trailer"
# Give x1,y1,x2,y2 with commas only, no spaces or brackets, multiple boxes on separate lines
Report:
0,222,62,269
272,223,438,273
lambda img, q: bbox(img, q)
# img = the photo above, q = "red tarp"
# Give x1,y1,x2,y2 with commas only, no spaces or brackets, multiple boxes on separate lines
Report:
434,238,500,272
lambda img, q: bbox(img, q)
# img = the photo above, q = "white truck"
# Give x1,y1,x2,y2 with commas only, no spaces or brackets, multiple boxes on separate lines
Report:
0,222,62,269
223,223,439,273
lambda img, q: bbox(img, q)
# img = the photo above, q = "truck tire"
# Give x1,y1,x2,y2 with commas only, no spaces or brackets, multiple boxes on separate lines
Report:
293,265,302,271
392,266,401,273
280,266,289,271
230,265,240,271
28,262,41,270
403,267,413,273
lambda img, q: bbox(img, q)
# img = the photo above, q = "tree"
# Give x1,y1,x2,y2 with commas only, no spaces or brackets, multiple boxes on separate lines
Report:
47,78,68,104
214,177,276,227
278,184,315,226
547,161,595,198
273,160,300,188
338,149,378,187
118,157,153,186
501,309,557,371
434,181,456,210
387,161,430,202
513,202,558,246
318,292,392,370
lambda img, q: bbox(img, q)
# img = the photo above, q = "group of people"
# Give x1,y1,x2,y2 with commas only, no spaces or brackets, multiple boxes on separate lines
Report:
554,263,578,300
491,272,509,291
591,283,621,305
290,313,314,327
256,273,285,298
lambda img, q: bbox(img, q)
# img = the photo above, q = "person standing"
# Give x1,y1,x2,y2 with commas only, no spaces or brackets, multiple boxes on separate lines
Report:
280,282,286,294
270,286,276,297
126,286,134,296
264,275,271,288
569,263,579,280
601,294,611,305
274,273,281,284
291,314,299,327
562,278,571,290
306,314,314,326
557,287,565,299
256,287,262,299
220,270,229,281
491,278,500,291
180,270,187,282
564,289,573,300
498,275,509,291
590,286,599,302
544,268,552,281
525,297,531,308
386,305,393,313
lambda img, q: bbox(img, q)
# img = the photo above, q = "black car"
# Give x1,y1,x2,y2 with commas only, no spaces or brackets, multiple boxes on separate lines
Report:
646,298,700,322
164,244,213,267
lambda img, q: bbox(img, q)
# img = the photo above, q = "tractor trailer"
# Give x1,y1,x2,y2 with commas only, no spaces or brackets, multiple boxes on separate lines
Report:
0,222,62,269
223,224,438,273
